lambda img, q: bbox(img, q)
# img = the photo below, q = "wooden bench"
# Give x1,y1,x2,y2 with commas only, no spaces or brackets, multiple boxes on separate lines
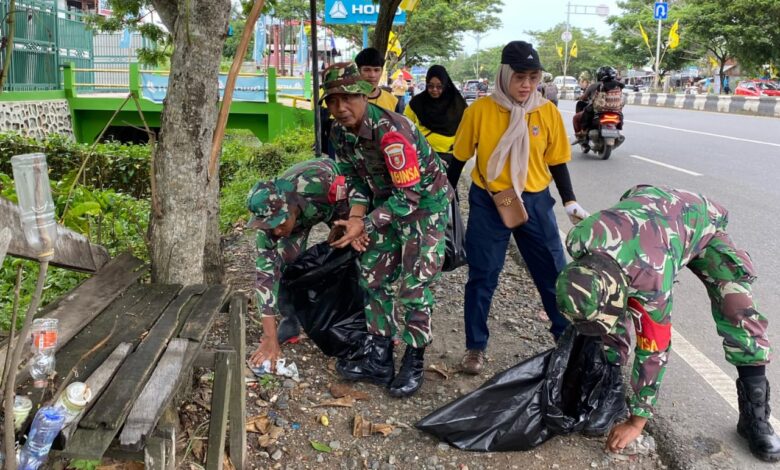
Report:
2,202,247,470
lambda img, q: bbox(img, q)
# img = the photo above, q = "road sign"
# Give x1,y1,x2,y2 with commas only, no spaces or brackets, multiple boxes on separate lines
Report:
561,31,572,42
325,0,407,25
653,2,668,20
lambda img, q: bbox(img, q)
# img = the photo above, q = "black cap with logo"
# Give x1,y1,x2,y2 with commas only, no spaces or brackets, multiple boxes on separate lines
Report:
501,41,543,72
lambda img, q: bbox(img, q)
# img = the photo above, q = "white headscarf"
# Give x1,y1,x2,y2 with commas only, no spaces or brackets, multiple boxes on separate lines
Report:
486,64,547,198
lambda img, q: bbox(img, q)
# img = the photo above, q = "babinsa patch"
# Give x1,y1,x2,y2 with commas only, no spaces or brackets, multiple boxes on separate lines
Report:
380,131,421,188
630,297,671,352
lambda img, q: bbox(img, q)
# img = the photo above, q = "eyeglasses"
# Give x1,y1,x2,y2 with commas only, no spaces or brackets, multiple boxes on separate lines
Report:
427,84,444,90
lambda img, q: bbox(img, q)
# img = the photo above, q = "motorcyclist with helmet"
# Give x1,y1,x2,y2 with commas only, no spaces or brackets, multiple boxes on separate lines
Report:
573,66,624,146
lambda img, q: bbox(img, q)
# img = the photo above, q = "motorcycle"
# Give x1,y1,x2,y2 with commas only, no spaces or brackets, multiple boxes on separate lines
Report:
581,110,625,160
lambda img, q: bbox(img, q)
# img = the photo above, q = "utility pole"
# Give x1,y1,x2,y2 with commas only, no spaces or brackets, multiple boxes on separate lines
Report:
467,31,483,78
562,2,610,78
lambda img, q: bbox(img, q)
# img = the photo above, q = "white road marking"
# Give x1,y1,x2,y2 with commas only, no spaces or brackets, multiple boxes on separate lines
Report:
561,109,780,148
628,154,703,176
671,327,780,429
624,119,780,148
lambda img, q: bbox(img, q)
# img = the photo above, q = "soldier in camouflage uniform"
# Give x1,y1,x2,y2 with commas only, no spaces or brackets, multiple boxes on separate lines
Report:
321,62,452,398
246,158,349,370
555,184,778,462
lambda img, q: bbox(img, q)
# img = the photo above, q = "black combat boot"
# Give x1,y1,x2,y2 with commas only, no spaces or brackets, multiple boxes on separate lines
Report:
388,346,425,398
583,364,629,436
736,377,780,462
336,334,395,386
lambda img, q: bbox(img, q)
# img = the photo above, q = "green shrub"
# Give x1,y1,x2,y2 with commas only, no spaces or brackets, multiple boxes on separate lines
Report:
0,133,151,199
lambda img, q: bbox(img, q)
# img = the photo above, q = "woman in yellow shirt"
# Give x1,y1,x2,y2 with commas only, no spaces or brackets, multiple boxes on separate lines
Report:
447,41,589,375
404,65,467,167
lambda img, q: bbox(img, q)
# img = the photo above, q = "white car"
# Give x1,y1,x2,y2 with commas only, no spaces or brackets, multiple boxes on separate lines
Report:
553,75,581,95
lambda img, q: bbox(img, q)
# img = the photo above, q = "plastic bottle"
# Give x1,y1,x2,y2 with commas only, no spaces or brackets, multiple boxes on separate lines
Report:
17,406,65,470
30,318,58,388
54,382,93,427
10,153,58,258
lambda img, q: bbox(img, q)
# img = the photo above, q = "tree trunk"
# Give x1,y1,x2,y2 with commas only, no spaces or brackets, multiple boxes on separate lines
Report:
149,0,231,285
373,0,403,56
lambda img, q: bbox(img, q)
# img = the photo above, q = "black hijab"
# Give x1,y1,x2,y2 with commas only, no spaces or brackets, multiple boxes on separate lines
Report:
408,65,467,136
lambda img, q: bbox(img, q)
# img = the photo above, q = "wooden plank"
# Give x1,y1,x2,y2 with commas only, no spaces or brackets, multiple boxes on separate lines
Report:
206,350,233,470
0,252,146,377
79,284,204,431
228,295,247,470
177,285,232,343
60,284,189,460
0,197,110,272
0,226,10,265
119,338,189,450
144,436,166,470
60,343,134,444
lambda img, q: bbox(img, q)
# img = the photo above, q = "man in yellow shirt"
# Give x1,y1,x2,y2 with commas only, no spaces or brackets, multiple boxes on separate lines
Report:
447,41,589,375
355,47,400,112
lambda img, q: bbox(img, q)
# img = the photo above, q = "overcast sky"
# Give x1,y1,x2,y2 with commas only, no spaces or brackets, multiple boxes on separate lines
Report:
461,0,622,54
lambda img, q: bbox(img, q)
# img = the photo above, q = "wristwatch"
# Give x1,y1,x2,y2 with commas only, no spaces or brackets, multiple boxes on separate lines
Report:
362,215,375,234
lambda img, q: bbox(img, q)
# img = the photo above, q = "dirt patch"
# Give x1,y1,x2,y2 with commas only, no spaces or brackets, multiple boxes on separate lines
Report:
179,184,665,470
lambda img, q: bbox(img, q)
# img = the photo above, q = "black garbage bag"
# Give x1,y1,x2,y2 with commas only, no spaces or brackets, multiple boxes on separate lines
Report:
542,327,608,435
415,348,553,451
416,327,609,452
278,242,367,358
442,197,467,272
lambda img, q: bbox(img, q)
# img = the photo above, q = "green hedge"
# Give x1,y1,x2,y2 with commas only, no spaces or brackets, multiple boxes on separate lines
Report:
1,127,315,331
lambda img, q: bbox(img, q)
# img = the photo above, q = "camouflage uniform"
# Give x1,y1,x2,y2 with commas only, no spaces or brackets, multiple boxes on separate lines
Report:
563,184,771,419
248,158,349,317
331,102,452,348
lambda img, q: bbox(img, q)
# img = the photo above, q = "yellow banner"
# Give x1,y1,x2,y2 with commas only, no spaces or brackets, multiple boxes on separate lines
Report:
638,22,650,48
556,44,563,58
399,0,420,11
668,19,680,49
570,41,578,58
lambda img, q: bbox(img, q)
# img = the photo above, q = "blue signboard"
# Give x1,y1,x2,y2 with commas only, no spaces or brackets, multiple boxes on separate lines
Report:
141,73,267,103
653,2,668,20
324,0,407,25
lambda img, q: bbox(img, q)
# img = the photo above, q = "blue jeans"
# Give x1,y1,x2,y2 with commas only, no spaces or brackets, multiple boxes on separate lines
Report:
463,183,569,350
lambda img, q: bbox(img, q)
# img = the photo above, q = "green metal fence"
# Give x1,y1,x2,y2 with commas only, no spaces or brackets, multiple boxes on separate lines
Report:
0,0,93,91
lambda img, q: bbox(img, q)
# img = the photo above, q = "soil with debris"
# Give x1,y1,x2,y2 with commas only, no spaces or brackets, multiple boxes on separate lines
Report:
178,184,666,470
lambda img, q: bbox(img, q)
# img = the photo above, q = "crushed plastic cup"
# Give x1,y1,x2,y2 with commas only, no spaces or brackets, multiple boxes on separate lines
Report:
248,358,301,382
14,395,33,431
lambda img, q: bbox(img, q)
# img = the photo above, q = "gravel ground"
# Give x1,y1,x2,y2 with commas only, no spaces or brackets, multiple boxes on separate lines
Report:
178,183,666,470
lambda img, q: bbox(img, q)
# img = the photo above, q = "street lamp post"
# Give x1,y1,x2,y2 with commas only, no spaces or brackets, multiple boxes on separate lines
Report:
562,2,610,78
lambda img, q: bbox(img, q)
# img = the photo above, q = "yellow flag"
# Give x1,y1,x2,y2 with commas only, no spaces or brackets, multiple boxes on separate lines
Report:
399,0,420,11
638,22,650,48
570,41,578,58
668,19,680,49
709,55,718,68
556,44,563,58
388,31,403,56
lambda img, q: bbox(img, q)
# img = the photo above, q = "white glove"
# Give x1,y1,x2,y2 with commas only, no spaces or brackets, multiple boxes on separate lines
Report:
565,202,590,224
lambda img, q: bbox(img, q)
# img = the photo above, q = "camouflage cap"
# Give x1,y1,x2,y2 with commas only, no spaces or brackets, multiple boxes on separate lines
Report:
319,62,373,103
246,179,295,230
555,253,629,336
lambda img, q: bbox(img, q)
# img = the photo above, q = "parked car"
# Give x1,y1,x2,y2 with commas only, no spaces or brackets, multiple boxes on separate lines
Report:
461,79,487,102
553,75,581,95
734,79,780,97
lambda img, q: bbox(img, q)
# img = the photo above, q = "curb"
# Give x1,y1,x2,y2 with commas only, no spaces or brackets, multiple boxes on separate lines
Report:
559,90,780,118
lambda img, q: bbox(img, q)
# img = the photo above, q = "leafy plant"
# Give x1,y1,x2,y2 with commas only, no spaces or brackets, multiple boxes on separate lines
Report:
67,459,100,470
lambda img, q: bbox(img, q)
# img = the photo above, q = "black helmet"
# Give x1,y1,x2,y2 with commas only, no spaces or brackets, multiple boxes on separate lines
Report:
596,66,617,82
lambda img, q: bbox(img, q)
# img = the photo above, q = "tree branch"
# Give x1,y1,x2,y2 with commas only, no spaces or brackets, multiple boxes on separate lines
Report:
149,0,179,31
